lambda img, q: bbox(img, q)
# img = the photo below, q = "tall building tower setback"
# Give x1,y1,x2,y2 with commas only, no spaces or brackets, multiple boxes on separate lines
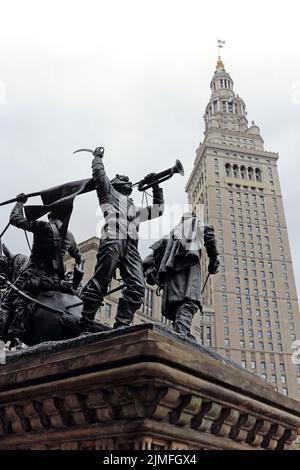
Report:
186,58,300,399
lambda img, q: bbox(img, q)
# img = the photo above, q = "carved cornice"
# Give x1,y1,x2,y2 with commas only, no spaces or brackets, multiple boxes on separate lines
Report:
0,325,299,450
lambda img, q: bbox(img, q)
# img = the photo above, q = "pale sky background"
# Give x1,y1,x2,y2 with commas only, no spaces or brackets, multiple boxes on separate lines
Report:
0,0,299,296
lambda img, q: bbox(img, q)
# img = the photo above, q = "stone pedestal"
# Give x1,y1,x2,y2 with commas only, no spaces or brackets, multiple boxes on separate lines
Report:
0,324,299,450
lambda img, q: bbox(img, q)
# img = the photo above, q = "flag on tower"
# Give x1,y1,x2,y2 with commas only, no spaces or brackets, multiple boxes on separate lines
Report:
218,39,226,47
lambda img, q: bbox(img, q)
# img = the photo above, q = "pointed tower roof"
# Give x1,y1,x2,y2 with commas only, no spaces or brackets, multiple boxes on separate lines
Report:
201,57,264,151
204,58,248,135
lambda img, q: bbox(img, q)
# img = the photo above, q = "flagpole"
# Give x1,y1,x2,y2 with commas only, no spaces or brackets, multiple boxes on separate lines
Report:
217,39,225,61
0,191,41,207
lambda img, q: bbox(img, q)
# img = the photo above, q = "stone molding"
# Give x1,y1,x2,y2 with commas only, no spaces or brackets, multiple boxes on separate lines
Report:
0,324,299,450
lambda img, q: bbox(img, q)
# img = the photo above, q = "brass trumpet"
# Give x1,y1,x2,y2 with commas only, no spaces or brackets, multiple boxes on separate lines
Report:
135,160,185,192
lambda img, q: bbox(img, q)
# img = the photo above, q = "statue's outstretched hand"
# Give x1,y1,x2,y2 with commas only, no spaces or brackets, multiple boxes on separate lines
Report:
93,147,104,158
143,172,156,184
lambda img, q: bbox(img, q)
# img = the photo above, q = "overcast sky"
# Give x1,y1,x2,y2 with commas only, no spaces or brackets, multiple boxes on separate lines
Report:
0,0,299,296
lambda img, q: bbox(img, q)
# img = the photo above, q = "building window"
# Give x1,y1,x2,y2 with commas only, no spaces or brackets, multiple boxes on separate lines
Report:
255,168,262,182
104,303,111,321
225,163,231,177
240,166,246,179
233,165,239,178
248,167,254,180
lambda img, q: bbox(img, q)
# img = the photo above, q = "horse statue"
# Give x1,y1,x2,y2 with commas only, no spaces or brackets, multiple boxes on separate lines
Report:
19,289,109,347
0,246,110,347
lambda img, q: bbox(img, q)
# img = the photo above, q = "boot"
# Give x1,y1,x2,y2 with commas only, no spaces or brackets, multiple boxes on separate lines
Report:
79,300,101,334
173,302,197,339
114,298,138,329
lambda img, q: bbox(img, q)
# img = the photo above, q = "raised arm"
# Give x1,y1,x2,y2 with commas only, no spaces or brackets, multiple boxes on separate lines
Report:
10,194,36,233
92,151,113,203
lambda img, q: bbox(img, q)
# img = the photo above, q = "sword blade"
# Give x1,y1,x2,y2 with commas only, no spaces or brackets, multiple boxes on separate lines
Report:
73,148,94,155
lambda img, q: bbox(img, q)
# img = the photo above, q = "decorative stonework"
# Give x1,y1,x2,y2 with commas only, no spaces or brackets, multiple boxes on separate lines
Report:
0,324,299,450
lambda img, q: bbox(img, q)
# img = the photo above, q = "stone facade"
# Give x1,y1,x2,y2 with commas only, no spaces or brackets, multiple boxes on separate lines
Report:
0,325,299,450
186,59,300,400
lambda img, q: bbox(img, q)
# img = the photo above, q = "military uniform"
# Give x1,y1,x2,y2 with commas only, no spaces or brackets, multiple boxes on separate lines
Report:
0,200,81,340
80,154,164,330
143,214,219,338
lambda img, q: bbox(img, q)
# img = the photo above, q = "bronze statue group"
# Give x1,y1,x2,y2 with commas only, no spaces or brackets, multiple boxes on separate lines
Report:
0,147,220,348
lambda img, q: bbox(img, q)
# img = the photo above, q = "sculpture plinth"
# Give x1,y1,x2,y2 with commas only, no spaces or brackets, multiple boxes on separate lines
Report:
0,324,299,450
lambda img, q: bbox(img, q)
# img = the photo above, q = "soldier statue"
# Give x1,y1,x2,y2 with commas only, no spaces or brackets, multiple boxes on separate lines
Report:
143,212,219,338
0,194,82,344
80,147,164,332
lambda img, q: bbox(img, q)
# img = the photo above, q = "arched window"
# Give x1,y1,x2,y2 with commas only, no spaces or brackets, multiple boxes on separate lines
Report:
241,166,247,179
248,167,254,180
225,163,231,177
233,164,239,178
255,168,262,182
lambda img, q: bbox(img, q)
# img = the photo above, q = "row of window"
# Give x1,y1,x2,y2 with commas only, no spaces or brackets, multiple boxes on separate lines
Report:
207,99,245,117
224,337,283,353
212,78,232,90
221,274,277,290
224,316,282,330
225,163,262,181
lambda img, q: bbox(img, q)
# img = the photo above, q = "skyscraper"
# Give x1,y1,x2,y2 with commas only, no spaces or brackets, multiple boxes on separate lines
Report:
186,58,300,399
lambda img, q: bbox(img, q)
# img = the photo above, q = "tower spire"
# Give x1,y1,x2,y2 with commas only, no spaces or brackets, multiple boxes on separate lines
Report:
203,57,253,136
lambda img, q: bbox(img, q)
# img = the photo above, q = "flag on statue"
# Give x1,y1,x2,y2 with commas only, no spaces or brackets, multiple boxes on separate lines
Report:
24,177,95,239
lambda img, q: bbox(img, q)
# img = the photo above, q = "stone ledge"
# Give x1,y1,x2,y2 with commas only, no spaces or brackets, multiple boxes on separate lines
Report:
0,324,299,450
